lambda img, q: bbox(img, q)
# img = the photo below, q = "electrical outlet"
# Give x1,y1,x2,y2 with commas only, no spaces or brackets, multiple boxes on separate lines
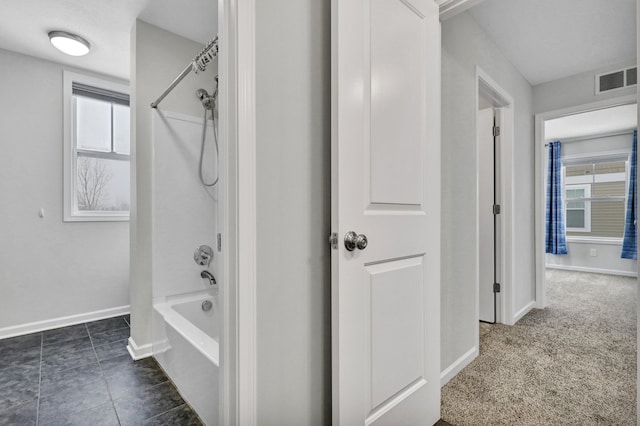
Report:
590,248,597,257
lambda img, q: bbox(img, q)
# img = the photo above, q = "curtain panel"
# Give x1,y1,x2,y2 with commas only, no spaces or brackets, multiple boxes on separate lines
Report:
545,141,568,255
621,130,637,260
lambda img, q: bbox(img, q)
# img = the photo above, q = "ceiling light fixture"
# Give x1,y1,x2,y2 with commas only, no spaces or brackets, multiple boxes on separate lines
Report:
48,31,90,56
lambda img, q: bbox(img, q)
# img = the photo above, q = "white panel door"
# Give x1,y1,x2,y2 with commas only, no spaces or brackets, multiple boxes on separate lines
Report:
478,107,495,322
331,0,440,424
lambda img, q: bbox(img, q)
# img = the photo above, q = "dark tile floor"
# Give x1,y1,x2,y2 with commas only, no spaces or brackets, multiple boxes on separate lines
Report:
0,316,203,425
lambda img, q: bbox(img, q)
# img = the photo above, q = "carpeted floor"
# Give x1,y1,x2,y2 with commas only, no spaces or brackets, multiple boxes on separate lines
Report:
441,269,637,425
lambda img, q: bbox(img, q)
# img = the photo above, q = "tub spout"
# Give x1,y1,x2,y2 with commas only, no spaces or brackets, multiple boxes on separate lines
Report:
200,270,217,286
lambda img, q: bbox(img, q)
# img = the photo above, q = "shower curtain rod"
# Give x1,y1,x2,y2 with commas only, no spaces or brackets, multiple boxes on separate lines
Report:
150,36,219,109
544,129,635,146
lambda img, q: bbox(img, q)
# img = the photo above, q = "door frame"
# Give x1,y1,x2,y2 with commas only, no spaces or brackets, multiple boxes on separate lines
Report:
227,0,460,423
475,67,515,326
220,0,259,424
533,94,637,309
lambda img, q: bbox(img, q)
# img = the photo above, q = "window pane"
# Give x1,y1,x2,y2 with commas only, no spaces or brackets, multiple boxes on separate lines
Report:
76,155,130,212
113,104,130,155
566,165,592,178
566,201,584,209
590,200,625,238
76,96,111,152
566,188,585,199
566,210,585,228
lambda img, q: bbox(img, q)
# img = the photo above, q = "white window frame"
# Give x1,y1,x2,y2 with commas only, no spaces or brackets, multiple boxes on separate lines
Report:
564,183,591,233
63,71,130,222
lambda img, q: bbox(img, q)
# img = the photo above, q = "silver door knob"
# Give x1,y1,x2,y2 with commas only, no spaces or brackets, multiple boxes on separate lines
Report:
344,231,368,251
355,234,368,250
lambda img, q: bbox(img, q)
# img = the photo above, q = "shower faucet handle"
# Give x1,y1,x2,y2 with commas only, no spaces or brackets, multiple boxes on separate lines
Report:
194,245,214,266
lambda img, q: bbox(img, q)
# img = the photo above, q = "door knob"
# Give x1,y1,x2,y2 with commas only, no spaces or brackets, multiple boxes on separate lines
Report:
355,234,368,250
344,231,368,251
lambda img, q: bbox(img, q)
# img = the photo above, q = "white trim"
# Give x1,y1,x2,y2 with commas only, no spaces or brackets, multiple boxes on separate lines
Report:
236,0,258,424
0,305,130,340
127,336,154,360
566,236,623,245
546,264,638,278
512,300,536,324
439,0,486,21
534,94,637,309
440,346,478,386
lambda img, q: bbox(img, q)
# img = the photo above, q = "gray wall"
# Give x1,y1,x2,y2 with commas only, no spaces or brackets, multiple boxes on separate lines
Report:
0,48,129,333
255,0,331,424
130,20,214,351
533,60,636,114
441,12,536,370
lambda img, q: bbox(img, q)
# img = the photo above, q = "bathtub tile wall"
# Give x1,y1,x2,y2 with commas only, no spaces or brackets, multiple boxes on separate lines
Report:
0,317,204,426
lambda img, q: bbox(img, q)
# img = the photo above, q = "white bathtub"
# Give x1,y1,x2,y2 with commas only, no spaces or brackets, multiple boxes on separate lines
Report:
153,289,219,425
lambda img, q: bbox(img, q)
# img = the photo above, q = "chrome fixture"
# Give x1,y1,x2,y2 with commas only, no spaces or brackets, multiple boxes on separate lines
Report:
48,31,91,56
151,36,219,108
201,270,217,286
344,231,368,251
201,300,213,312
196,78,220,187
194,245,214,266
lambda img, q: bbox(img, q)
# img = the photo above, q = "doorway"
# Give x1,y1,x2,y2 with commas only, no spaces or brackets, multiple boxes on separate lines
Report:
534,96,638,307
476,68,513,326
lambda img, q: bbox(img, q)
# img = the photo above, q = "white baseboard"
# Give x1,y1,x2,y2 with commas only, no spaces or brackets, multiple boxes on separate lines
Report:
440,346,478,387
546,264,637,278
513,300,536,324
127,336,153,360
0,305,130,340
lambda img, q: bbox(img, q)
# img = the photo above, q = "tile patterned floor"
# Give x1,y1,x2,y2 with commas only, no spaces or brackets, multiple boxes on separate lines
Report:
0,316,203,425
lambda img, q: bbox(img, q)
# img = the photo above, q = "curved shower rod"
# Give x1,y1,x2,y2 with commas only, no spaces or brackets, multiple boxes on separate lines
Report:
150,36,219,109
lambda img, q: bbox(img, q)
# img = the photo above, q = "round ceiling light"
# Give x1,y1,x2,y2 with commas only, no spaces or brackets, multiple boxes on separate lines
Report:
48,31,90,56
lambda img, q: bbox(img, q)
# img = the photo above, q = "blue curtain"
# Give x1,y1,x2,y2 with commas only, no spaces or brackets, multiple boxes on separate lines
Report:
545,141,568,254
621,130,637,260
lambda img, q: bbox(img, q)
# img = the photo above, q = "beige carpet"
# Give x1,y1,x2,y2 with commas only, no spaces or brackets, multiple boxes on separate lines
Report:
441,269,637,425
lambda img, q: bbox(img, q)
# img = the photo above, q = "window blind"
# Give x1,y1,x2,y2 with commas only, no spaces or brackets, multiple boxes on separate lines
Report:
72,82,129,106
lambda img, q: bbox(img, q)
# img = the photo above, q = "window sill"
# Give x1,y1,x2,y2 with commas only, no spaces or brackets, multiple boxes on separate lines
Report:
64,213,129,223
566,237,623,245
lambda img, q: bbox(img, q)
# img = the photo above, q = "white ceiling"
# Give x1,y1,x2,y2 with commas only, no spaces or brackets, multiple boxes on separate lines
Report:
469,0,637,86
0,0,217,80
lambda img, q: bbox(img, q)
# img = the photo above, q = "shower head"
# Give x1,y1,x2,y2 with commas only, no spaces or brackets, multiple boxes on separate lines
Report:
196,88,215,110
192,36,218,74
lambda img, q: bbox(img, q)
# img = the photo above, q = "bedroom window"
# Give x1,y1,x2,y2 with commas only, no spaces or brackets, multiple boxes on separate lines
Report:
63,71,130,222
564,156,628,239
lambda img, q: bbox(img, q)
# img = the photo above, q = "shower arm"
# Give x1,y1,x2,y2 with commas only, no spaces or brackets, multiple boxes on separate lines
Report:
150,36,219,109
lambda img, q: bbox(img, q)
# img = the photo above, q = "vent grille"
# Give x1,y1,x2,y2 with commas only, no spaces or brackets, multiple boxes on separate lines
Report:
596,66,637,94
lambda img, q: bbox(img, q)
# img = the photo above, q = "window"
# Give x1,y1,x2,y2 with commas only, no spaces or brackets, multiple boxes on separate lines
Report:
63,72,130,221
565,184,591,232
563,154,629,239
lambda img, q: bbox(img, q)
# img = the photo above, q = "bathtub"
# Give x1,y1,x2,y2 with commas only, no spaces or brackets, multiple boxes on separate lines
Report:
153,289,219,425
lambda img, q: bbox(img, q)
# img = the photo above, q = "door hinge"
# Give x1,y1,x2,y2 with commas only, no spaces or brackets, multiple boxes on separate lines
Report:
493,282,501,293
493,204,501,215
329,232,338,250
493,126,500,137
217,233,222,251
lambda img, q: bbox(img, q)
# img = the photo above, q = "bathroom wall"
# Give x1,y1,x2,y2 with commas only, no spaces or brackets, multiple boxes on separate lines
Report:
255,0,332,423
130,20,216,355
441,12,536,381
0,48,129,336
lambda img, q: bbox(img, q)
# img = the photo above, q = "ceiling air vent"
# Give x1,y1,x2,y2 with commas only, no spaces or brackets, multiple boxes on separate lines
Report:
596,66,637,94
